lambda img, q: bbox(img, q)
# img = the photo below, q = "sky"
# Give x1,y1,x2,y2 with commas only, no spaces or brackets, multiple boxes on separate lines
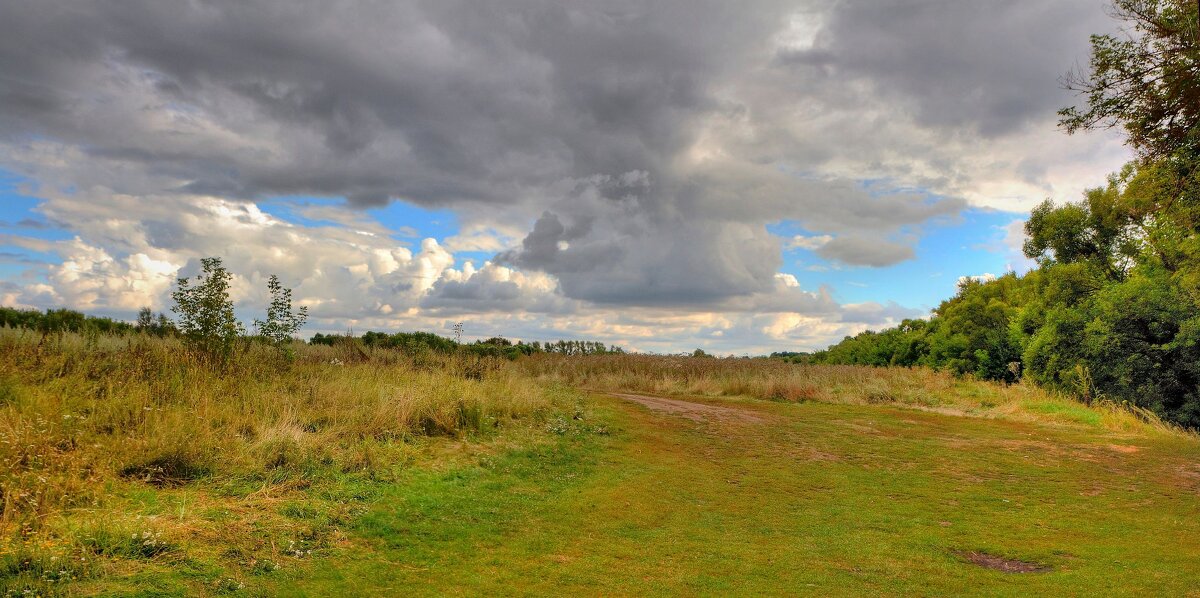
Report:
0,0,1132,354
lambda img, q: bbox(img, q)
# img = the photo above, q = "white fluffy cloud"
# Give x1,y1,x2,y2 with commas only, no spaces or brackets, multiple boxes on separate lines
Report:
1,178,921,352
956,273,998,286
787,235,833,250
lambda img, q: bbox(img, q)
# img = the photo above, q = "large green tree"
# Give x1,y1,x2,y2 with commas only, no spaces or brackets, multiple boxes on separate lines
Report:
1059,0,1200,160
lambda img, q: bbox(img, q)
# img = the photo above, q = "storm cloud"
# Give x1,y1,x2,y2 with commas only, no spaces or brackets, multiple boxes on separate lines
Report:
778,0,1115,136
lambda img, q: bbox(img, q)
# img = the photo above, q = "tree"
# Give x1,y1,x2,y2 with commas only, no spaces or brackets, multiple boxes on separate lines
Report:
1059,0,1200,161
1023,169,1144,280
156,313,176,337
136,307,154,331
812,1,1200,426
171,257,244,364
921,275,1025,383
135,306,176,337
253,274,308,348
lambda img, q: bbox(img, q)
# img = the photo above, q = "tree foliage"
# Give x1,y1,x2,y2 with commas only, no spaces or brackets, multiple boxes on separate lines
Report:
1059,0,1200,160
0,306,136,335
135,306,177,337
253,275,308,347
171,257,244,365
811,156,1200,427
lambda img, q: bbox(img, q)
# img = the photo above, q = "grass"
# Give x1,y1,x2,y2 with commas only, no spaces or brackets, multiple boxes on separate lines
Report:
1,332,1198,595
518,353,1180,433
266,392,1200,596
0,328,568,595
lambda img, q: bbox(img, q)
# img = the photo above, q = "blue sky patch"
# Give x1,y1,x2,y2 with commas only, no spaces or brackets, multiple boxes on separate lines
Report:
774,208,1027,310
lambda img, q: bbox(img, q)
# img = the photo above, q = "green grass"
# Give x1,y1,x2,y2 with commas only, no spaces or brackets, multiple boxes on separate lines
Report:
260,393,1200,596
0,329,567,596
1022,400,1104,427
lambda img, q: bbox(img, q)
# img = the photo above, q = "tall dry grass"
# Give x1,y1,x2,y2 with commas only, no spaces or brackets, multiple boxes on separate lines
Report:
0,328,563,540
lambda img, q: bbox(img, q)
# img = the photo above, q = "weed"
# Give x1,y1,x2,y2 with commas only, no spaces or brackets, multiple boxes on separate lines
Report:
863,386,897,404
120,449,214,487
78,526,178,560
1,328,1191,595
0,377,21,406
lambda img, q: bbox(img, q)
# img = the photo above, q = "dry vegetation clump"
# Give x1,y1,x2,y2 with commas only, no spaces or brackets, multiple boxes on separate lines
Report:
519,353,1181,433
0,328,566,592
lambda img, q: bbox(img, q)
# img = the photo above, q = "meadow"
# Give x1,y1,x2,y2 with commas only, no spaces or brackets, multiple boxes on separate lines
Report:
2,328,1199,596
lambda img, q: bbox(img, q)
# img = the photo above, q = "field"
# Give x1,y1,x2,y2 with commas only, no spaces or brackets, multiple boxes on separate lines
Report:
2,330,1200,596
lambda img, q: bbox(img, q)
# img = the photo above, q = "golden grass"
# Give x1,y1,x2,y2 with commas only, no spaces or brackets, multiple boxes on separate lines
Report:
0,327,565,583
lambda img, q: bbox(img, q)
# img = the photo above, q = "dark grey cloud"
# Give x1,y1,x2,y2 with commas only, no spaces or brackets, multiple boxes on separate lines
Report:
816,236,915,267
778,0,1115,136
500,211,782,304
0,0,762,207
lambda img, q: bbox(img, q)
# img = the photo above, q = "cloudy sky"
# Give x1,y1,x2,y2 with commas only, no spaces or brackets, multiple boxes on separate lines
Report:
0,0,1129,353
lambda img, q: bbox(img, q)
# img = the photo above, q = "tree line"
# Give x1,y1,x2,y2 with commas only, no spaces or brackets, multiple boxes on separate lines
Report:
310,331,624,360
808,0,1200,427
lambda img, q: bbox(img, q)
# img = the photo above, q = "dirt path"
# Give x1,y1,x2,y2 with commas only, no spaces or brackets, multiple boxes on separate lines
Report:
607,392,767,424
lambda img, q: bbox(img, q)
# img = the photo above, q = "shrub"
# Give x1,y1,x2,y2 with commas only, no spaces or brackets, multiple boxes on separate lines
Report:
171,257,244,365
253,274,309,351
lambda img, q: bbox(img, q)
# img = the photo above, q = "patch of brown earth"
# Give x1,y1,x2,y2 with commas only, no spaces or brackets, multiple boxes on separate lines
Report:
608,392,767,424
838,422,882,435
803,449,842,462
956,550,1052,573
1106,444,1141,454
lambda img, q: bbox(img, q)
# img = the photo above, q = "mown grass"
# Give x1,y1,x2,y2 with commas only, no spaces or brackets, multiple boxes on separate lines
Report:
270,392,1200,596
1,331,1196,595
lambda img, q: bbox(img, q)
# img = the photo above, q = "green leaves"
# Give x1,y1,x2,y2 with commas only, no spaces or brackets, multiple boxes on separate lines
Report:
1060,0,1200,161
171,257,244,366
171,260,310,364
254,274,309,349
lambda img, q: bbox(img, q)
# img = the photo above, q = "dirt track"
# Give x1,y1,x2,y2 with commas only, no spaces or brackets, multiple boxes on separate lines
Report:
607,392,766,424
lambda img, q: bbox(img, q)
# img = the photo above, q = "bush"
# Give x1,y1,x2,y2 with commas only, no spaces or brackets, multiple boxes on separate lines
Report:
253,274,308,349
171,257,244,365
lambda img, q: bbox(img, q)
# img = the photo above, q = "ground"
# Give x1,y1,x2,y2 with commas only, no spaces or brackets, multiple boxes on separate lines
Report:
257,391,1200,597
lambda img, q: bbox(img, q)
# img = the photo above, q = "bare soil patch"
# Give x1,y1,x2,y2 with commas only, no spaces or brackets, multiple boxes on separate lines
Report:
956,550,1052,573
1106,444,1141,454
608,392,766,424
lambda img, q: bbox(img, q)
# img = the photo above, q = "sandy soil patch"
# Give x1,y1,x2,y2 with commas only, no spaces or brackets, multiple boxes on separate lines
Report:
608,392,767,424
